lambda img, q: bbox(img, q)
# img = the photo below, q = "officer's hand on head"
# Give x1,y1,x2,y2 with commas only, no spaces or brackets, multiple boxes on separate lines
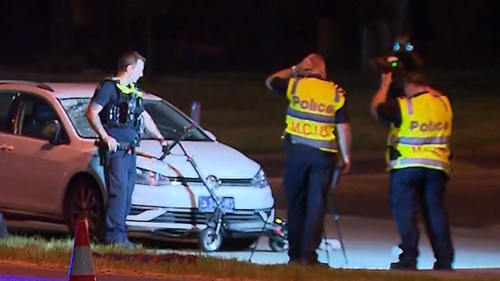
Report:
296,56,314,74
381,72,393,87
104,136,118,152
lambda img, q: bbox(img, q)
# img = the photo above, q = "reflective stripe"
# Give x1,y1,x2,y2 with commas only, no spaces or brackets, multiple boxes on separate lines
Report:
392,136,450,145
389,158,450,172
291,78,301,96
405,98,414,115
286,108,336,123
68,246,95,276
289,134,338,151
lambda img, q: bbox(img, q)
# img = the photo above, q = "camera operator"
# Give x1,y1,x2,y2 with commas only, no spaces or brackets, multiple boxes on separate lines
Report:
370,71,455,271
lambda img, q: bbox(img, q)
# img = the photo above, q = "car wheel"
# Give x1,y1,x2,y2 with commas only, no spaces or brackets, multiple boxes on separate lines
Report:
63,177,105,243
198,228,223,252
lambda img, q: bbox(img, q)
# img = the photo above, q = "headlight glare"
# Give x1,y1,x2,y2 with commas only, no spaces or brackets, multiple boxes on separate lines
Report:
136,168,171,186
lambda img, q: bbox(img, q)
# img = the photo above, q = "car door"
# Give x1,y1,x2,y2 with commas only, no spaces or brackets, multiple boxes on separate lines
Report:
0,93,73,213
0,90,22,209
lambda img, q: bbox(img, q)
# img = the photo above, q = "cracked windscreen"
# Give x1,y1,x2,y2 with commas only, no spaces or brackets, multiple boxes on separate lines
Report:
58,97,210,141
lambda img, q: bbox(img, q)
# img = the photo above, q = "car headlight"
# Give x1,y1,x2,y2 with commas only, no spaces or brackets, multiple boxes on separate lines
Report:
136,168,171,186
251,168,268,188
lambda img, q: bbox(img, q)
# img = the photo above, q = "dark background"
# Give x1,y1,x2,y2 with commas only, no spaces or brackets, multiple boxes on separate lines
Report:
0,0,498,75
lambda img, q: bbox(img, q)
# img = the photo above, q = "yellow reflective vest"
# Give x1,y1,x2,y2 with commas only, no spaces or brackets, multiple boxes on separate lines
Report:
386,92,453,174
104,77,143,97
284,76,346,153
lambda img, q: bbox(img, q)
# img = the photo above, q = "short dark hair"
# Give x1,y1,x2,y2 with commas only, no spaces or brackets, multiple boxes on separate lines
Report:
118,51,146,72
405,71,429,86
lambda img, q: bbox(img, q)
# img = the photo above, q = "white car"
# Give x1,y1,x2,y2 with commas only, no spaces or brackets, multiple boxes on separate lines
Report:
0,80,277,251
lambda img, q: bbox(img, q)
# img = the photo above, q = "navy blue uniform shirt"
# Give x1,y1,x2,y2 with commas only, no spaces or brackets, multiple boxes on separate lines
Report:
91,80,144,144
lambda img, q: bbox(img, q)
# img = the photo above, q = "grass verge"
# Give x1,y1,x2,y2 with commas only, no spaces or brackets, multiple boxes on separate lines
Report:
0,236,499,281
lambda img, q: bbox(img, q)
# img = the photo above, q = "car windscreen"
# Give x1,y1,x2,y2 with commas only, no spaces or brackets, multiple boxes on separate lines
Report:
58,97,210,141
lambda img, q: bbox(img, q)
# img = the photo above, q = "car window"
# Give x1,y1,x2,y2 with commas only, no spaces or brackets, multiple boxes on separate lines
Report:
0,91,19,133
17,95,69,143
59,97,211,142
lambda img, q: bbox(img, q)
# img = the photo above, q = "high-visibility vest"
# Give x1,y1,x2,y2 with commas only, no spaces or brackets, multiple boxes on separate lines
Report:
386,92,453,174
99,77,144,128
284,76,346,153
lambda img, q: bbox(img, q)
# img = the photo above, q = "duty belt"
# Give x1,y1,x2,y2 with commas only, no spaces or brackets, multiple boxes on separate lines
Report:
95,140,137,167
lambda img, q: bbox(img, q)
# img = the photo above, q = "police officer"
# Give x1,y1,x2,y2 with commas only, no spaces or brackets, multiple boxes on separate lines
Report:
265,53,352,266
86,51,166,248
370,71,455,270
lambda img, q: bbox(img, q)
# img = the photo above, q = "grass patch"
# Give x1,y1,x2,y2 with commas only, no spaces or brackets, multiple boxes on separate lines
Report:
140,70,500,154
0,236,499,281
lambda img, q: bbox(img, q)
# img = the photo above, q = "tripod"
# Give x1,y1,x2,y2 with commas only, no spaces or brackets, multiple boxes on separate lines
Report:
324,166,348,265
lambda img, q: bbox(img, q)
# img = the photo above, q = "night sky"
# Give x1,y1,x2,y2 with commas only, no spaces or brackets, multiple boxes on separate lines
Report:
0,0,498,74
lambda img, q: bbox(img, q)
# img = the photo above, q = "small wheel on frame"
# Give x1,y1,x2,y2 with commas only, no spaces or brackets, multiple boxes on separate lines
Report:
269,235,289,252
199,227,223,252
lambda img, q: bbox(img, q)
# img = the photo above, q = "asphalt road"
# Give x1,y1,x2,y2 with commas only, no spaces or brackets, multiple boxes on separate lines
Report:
268,173,500,229
254,150,500,230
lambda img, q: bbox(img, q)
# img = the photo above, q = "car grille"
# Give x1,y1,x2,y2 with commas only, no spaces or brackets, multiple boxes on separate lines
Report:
130,206,272,225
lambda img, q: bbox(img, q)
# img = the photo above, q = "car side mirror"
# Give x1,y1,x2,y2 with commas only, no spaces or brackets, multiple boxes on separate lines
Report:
42,120,61,145
204,130,217,141
190,101,201,125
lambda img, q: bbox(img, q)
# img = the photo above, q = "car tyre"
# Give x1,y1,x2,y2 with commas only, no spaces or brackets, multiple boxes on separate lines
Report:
199,227,223,252
63,177,106,243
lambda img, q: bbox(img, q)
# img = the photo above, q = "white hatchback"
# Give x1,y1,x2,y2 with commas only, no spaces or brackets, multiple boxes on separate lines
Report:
0,80,276,251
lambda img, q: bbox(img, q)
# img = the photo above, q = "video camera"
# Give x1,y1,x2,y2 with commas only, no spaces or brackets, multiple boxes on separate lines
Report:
374,40,418,74
374,55,406,77
372,39,423,99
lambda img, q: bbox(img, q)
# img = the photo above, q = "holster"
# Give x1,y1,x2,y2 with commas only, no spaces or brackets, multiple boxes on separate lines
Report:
388,146,401,161
97,140,111,167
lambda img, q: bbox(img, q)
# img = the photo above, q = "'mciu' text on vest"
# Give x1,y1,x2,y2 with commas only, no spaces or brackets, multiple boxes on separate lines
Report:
409,120,449,132
290,122,331,137
292,96,334,115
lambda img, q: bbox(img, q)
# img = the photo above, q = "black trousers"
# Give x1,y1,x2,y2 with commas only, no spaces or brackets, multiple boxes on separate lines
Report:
104,150,137,244
283,142,335,263
390,167,455,267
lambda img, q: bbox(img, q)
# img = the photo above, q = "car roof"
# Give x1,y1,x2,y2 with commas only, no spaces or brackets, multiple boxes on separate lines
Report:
0,81,161,100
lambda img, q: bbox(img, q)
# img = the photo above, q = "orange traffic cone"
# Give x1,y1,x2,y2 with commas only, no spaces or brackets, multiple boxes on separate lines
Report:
67,218,97,281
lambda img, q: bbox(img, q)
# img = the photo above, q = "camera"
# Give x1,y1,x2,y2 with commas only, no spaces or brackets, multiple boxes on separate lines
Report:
374,55,406,77
372,39,423,99
373,40,421,75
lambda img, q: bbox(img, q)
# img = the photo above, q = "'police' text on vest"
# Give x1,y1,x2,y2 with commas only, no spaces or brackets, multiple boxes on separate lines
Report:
292,96,334,115
409,120,449,132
